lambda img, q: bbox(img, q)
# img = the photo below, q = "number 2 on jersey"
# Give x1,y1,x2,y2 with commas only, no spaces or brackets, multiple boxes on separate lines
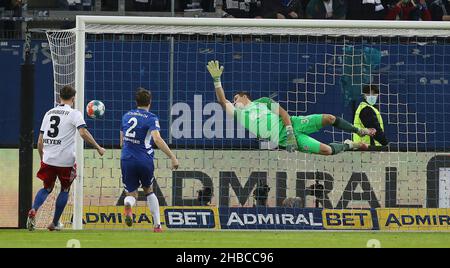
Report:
125,117,138,138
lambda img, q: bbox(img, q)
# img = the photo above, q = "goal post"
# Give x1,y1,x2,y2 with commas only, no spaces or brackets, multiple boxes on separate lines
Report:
44,16,450,231
73,18,87,231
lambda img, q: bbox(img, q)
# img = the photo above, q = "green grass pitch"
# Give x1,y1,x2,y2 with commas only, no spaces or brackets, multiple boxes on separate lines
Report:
1,230,450,248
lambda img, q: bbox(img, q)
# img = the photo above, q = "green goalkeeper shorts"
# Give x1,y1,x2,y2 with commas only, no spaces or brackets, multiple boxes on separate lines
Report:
291,114,323,154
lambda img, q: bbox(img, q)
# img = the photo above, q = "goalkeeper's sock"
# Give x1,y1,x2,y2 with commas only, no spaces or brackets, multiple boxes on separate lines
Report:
146,193,161,227
32,188,50,211
332,117,359,133
329,143,350,155
124,196,136,207
52,191,69,225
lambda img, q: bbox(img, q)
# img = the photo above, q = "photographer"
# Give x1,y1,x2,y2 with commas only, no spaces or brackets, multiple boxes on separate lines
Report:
282,197,304,208
197,186,213,206
253,180,270,207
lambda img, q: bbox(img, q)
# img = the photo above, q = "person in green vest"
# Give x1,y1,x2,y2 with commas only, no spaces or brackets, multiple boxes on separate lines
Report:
353,85,388,147
206,60,377,155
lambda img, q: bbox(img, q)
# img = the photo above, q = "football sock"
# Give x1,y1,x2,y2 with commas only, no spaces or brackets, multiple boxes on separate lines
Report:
147,193,160,227
53,191,69,225
332,116,359,133
32,188,50,211
329,143,350,155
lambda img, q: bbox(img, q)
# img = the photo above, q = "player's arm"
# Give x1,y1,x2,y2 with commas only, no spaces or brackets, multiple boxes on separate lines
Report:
274,104,293,128
151,130,179,170
73,111,105,156
37,132,44,161
359,107,388,146
78,127,106,156
215,85,235,117
38,114,47,161
278,106,297,152
207,60,235,117
119,131,124,148
263,99,298,152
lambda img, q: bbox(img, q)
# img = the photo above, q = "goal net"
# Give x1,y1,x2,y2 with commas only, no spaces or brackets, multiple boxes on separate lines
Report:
40,17,450,231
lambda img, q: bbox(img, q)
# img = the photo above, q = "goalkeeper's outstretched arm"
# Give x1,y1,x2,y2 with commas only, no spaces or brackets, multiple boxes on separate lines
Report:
206,60,235,117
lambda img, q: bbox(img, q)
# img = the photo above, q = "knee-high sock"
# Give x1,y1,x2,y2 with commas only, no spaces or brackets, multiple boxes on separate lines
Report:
332,117,359,133
32,188,50,211
329,143,350,155
53,191,69,225
147,193,160,227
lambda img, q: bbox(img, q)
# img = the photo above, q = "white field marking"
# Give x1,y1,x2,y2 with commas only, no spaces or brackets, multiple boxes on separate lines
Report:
366,239,381,248
67,239,81,248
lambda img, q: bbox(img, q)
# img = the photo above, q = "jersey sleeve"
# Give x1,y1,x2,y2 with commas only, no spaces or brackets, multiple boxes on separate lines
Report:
120,114,126,133
148,115,161,132
73,110,87,129
254,97,275,110
39,113,48,134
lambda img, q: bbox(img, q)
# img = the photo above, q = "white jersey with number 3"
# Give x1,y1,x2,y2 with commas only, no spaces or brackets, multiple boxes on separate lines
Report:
40,104,86,167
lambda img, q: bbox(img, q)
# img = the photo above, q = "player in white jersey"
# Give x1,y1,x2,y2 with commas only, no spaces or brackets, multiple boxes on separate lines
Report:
27,85,105,231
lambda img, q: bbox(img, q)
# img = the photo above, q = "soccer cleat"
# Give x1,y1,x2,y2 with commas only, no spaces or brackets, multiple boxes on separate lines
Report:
153,225,163,233
124,203,133,227
48,222,64,231
344,139,369,151
357,128,376,137
27,209,36,231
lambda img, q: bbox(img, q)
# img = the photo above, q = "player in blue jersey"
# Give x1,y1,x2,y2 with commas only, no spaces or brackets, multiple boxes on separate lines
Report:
120,88,179,232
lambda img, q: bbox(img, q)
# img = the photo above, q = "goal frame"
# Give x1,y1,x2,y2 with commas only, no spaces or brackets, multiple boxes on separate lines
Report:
72,15,450,230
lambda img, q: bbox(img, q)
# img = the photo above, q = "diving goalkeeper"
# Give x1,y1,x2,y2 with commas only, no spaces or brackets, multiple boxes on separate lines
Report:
206,60,376,155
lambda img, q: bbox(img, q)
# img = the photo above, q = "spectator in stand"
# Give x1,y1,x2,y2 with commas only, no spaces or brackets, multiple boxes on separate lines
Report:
82,0,92,11
427,0,450,20
133,0,150,11
347,0,387,20
258,0,304,19
216,0,262,18
305,0,347,19
286,0,306,18
11,0,22,17
101,0,118,11
0,0,6,8
200,0,214,12
148,0,170,11
300,0,310,11
385,0,432,20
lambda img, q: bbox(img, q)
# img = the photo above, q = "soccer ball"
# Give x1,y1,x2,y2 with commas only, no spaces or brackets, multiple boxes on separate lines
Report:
86,100,105,119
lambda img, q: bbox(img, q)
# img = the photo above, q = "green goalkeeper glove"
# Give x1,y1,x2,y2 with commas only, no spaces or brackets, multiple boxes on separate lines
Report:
207,60,224,88
286,125,298,153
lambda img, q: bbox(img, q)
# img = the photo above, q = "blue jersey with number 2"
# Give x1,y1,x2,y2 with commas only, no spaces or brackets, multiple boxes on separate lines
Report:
121,109,160,163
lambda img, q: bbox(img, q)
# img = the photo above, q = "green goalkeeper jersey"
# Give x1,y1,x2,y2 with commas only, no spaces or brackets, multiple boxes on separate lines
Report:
234,97,287,146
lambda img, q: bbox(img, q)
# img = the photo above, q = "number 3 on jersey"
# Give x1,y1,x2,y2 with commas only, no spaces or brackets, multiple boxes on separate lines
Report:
47,115,60,138
125,117,138,138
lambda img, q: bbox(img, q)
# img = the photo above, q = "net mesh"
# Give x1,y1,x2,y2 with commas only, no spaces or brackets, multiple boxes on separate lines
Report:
32,31,77,229
42,19,450,231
